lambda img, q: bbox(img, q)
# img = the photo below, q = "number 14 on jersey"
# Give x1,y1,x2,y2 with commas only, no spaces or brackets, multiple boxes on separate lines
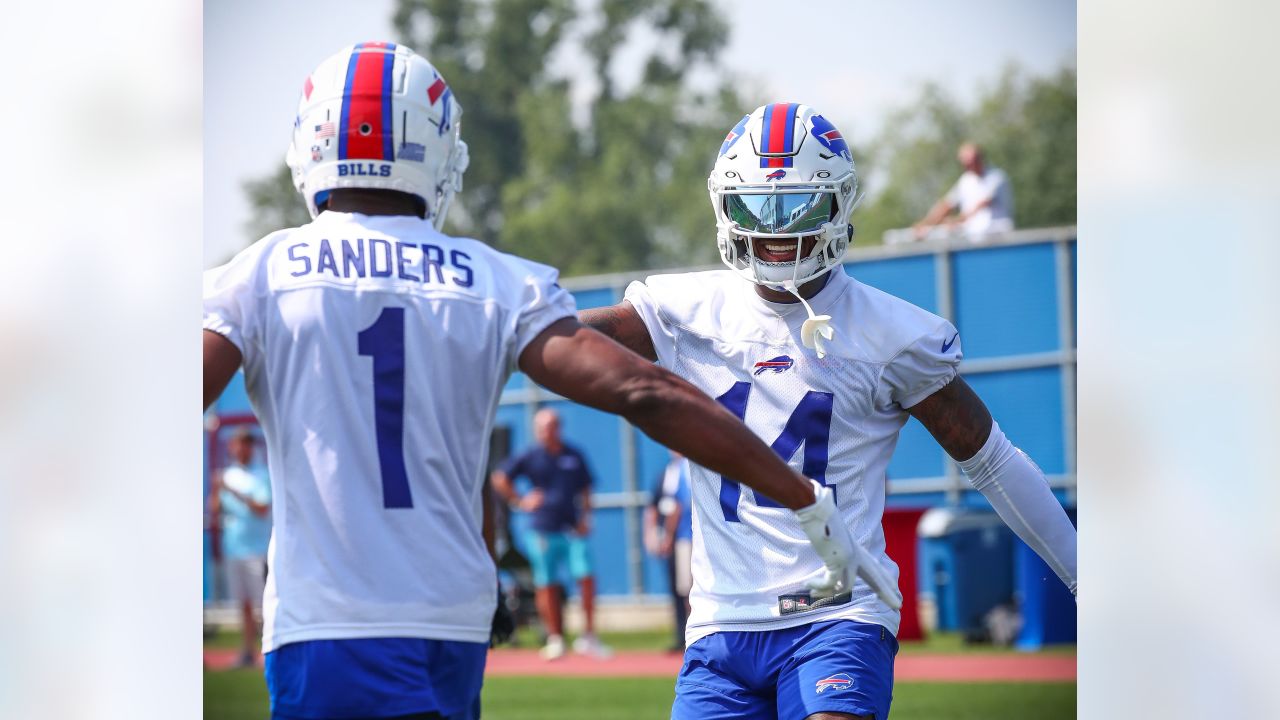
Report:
716,381,835,522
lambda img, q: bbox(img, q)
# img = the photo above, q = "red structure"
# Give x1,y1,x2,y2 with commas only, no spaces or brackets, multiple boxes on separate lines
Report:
882,508,926,641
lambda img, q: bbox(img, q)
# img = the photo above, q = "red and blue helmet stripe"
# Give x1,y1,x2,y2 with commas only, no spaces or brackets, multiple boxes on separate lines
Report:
759,102,798,169
338,42,397,161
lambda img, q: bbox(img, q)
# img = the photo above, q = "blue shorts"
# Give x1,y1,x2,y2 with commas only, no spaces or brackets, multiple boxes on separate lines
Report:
524,530,592,587
673,619,898,720
264,637,487,719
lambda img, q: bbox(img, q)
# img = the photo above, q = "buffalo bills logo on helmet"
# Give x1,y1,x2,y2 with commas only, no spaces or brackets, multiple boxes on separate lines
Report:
809,115,852,161
815,673,854,694
753,355,795,375
720,114,751,156
765,169,787,181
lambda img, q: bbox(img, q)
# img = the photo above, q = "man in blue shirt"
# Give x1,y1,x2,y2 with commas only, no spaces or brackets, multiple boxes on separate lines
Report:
209,426,272,667
492,408,610,660
645,451,693,652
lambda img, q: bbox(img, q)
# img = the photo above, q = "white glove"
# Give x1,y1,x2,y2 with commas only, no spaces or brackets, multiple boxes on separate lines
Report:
794,480,902,610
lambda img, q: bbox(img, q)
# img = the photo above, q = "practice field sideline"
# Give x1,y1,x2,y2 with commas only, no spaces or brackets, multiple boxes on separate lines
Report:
204,647,1075,681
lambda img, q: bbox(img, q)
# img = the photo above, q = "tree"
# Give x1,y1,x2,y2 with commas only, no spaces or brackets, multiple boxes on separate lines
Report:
238,7,1075,266
240,0,746,275
243,166,312,243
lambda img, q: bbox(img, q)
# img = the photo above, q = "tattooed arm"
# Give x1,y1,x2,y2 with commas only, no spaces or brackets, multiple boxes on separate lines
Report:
906,376,992,461
578,301,659,362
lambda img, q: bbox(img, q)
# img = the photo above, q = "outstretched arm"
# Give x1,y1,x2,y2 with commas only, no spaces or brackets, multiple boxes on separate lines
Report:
520,317,811,510
204,330,242,411
522,317,899,606
578,302,658,362
909,377,1078,594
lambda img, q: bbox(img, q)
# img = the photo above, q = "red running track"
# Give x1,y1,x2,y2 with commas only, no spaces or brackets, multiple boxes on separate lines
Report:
204,648,1075,682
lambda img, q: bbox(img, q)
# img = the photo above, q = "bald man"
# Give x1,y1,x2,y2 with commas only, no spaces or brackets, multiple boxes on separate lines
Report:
913,142,1014,240
491,409,609,660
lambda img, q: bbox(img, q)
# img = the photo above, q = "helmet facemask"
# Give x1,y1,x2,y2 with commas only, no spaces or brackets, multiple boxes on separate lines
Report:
713,173,859,291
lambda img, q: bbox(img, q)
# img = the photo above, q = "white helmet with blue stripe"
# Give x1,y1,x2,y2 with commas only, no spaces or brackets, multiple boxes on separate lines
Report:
285,42,469,227
709,103,860,289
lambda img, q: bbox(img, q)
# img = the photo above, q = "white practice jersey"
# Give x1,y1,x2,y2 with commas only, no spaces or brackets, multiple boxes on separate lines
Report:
625,269,961,643
203,211,575,651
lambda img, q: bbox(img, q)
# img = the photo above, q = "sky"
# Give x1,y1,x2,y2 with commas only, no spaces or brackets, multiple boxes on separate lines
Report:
204,0,1076,267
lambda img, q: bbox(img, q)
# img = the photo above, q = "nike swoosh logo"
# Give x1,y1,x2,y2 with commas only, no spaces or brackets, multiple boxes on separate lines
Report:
941,333,959,353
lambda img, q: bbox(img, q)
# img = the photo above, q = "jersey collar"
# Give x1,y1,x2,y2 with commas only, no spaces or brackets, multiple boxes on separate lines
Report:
741,269,853,326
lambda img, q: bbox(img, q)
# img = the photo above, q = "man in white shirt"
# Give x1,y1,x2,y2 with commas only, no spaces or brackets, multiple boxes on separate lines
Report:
203,46,879,720
913,142,1014,240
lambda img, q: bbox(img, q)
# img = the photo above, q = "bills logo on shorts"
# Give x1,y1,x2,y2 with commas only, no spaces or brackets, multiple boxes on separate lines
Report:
815,673,854,694
753,355,794,376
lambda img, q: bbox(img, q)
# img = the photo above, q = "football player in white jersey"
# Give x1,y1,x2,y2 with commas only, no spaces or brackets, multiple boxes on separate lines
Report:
203,47,890,720
581,103,1078,720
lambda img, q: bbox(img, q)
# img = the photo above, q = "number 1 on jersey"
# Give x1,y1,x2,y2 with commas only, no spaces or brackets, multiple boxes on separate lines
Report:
716,381,834,522
358,307,413,509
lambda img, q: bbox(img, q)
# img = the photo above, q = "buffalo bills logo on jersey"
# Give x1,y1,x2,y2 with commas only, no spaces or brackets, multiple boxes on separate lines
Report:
720,114,751,156
810,115,852,161
765,169,787,181
815,673,854,694
753,355,795,375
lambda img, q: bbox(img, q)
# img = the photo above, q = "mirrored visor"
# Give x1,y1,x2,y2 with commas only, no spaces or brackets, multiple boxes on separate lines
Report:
724,192,834,234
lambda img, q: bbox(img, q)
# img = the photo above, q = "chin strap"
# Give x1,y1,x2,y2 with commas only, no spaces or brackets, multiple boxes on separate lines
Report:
784,282,834,359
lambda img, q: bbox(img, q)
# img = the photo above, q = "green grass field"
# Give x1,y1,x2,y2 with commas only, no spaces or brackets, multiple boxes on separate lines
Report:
205,628,1075,718
205,669,1075,719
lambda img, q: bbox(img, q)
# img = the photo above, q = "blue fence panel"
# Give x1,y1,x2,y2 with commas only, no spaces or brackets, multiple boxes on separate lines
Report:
571,287,617,311
635,432,674,500
217,372,253,414
953,244,1059,358
888,416,946,480
643,548,671,596
591,507,630,595
504,371,525,392
964,367,1065,474
845,254,937,314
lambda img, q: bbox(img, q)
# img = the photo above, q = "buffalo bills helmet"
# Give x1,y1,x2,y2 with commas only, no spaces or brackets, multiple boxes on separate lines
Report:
285,42,469,227
709,103,860,289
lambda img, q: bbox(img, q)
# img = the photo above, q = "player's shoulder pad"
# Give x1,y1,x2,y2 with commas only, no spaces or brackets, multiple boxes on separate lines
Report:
843,277,956,364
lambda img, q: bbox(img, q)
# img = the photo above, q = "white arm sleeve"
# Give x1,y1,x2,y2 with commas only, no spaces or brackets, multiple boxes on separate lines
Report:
959,421,1078,595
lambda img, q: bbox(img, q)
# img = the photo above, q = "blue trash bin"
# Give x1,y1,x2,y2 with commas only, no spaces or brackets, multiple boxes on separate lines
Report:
917,508,1015,633
1014,508,1077,650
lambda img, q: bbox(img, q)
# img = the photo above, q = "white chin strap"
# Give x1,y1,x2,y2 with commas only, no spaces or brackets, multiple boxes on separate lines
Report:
783,282,834,359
